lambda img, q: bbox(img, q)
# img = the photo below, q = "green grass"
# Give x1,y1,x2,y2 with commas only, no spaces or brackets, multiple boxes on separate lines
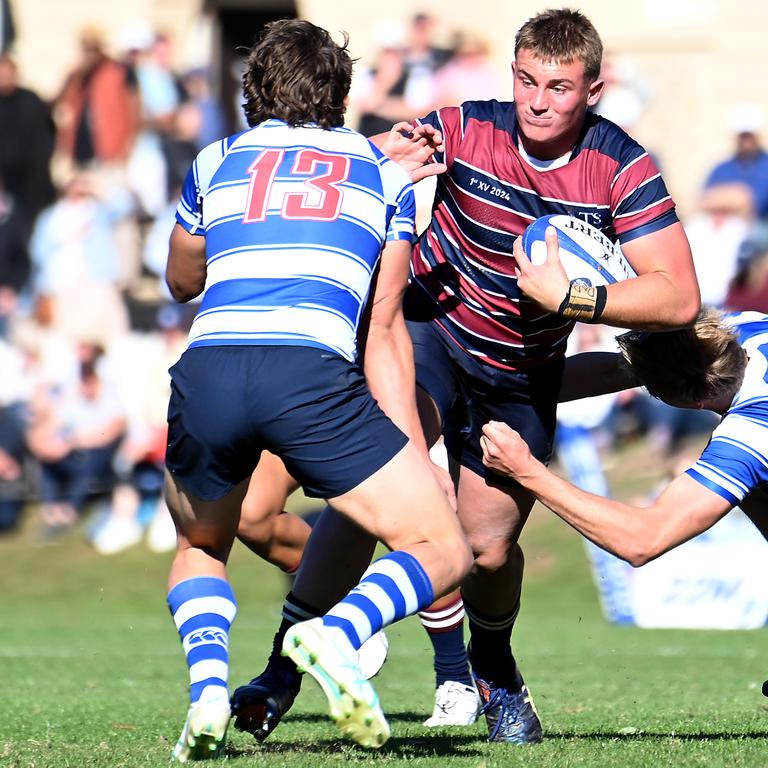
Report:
2,460,767,767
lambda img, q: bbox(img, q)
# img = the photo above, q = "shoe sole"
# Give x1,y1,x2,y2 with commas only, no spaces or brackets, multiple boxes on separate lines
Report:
172,704,230,762
282,623,390,748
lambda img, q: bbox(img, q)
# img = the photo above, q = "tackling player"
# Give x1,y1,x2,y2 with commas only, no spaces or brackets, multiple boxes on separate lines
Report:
481,306,768,576
162,19,472,760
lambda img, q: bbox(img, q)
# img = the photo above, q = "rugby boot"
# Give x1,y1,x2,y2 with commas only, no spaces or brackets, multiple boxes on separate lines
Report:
172,685,231,762
231,656,302,741
474,669,543,744
283,618,390,748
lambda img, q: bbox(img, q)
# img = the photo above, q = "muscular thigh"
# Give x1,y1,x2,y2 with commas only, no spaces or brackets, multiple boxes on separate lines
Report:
456,462,535,565
329,441,463,553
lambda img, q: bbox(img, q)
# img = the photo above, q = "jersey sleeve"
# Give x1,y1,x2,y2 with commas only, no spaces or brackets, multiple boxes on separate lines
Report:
610,146,679,244
415,105,463,169
386,185,416,242
380,157,416,242
685,409,768,506
174,139,228,235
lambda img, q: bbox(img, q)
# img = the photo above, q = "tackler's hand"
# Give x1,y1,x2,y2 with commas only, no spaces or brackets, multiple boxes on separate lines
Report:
480,421,536,480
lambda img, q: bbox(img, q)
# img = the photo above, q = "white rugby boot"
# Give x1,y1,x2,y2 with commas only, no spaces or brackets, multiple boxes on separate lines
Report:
283,618,390,748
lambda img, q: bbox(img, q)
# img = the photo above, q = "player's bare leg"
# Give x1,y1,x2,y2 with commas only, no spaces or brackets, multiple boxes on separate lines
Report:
165,472,249,762
282,441,473,748
231,507,379,741
237,451,309,573
454,465,542,743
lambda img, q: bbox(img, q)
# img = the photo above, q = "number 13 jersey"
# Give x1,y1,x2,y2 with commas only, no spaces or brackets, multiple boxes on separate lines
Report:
175,119,416,361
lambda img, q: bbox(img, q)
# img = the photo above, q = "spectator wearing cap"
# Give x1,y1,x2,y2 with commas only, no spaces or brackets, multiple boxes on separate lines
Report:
705,106,768,221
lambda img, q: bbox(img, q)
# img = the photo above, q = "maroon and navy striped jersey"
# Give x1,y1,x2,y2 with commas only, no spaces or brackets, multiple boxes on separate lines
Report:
409,100,678,371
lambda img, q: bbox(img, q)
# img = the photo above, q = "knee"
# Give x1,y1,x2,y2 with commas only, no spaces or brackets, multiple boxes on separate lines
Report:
468,534,522,574
440,531,475,586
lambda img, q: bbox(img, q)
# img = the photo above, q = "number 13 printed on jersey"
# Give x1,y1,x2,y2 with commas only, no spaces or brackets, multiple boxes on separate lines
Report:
242,149,350,223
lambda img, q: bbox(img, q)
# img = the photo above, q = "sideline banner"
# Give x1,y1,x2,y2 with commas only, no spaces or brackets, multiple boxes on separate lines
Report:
586,510,768,629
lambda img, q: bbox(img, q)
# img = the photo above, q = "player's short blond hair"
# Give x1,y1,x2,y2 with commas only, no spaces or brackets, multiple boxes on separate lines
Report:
617,307,746,407
515,8,603,82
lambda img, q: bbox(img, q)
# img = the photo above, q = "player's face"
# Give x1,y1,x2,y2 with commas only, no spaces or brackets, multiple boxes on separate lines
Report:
512,49,604,160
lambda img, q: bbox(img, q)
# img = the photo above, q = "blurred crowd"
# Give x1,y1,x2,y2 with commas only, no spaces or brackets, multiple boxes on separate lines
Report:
2,12,768,554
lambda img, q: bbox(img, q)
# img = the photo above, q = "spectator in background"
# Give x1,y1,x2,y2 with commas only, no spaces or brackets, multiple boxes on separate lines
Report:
686,183,753,307
180,68,227,151
0,333,30,532
725,227,768,313
429,32,504,107
353,33,408,137
0,54,56,233
26,342,127,539
593,54,650,136
90,305,188,556
55,27,143,286
55,26,140,172
125,28,184,218
0,179,30,333
353,13,452,137
29,170,132,346
705,106,768,222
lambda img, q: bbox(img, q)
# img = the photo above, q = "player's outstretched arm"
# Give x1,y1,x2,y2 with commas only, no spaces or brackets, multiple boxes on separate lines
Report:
166,223,207,302
480,420,732,566
559,351,639,402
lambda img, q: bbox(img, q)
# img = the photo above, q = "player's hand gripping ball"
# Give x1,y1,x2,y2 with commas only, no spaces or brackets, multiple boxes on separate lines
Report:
521,214,635,288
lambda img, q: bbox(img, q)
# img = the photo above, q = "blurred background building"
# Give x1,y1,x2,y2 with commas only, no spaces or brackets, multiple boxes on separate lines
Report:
6,0,767,216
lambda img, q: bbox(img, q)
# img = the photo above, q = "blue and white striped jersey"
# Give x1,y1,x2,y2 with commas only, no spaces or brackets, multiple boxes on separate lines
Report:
687,311,768,505
175,119,415,361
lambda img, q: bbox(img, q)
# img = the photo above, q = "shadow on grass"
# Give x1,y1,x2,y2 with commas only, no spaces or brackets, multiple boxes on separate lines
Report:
271,710,440,726
551,730,768,741
227,710,487,757
226,711,768,760
227,736,485,759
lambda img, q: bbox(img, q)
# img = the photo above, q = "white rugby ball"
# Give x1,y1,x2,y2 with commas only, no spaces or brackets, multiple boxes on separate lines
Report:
521,214,636,286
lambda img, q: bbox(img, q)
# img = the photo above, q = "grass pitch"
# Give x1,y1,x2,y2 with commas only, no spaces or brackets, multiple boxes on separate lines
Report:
2,456,767,767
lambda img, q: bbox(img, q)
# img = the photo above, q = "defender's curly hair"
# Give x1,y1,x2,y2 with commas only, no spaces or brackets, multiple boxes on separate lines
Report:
616,307,746,406
242,19,353,129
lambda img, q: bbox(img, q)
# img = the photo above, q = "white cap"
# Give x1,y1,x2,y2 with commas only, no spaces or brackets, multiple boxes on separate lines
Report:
727,104,764,135
373,20,406,49
117,20,155,53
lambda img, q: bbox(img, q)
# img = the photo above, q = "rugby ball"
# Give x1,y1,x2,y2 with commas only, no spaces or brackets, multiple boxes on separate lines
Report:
522,214,636,286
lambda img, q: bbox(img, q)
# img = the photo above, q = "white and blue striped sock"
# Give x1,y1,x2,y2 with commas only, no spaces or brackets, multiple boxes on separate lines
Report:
322,551,434,650
167,576,238,704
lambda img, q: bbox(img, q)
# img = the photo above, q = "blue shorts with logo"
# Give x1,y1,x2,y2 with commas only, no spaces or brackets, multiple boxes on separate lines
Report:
406,317,562,487
166,345,408,501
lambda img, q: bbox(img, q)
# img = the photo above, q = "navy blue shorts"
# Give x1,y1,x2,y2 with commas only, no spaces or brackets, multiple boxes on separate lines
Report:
406,318,562,487
166,346,408,501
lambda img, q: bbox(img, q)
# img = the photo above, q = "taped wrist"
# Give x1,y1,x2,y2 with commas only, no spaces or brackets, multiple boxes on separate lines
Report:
557,281,607,322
